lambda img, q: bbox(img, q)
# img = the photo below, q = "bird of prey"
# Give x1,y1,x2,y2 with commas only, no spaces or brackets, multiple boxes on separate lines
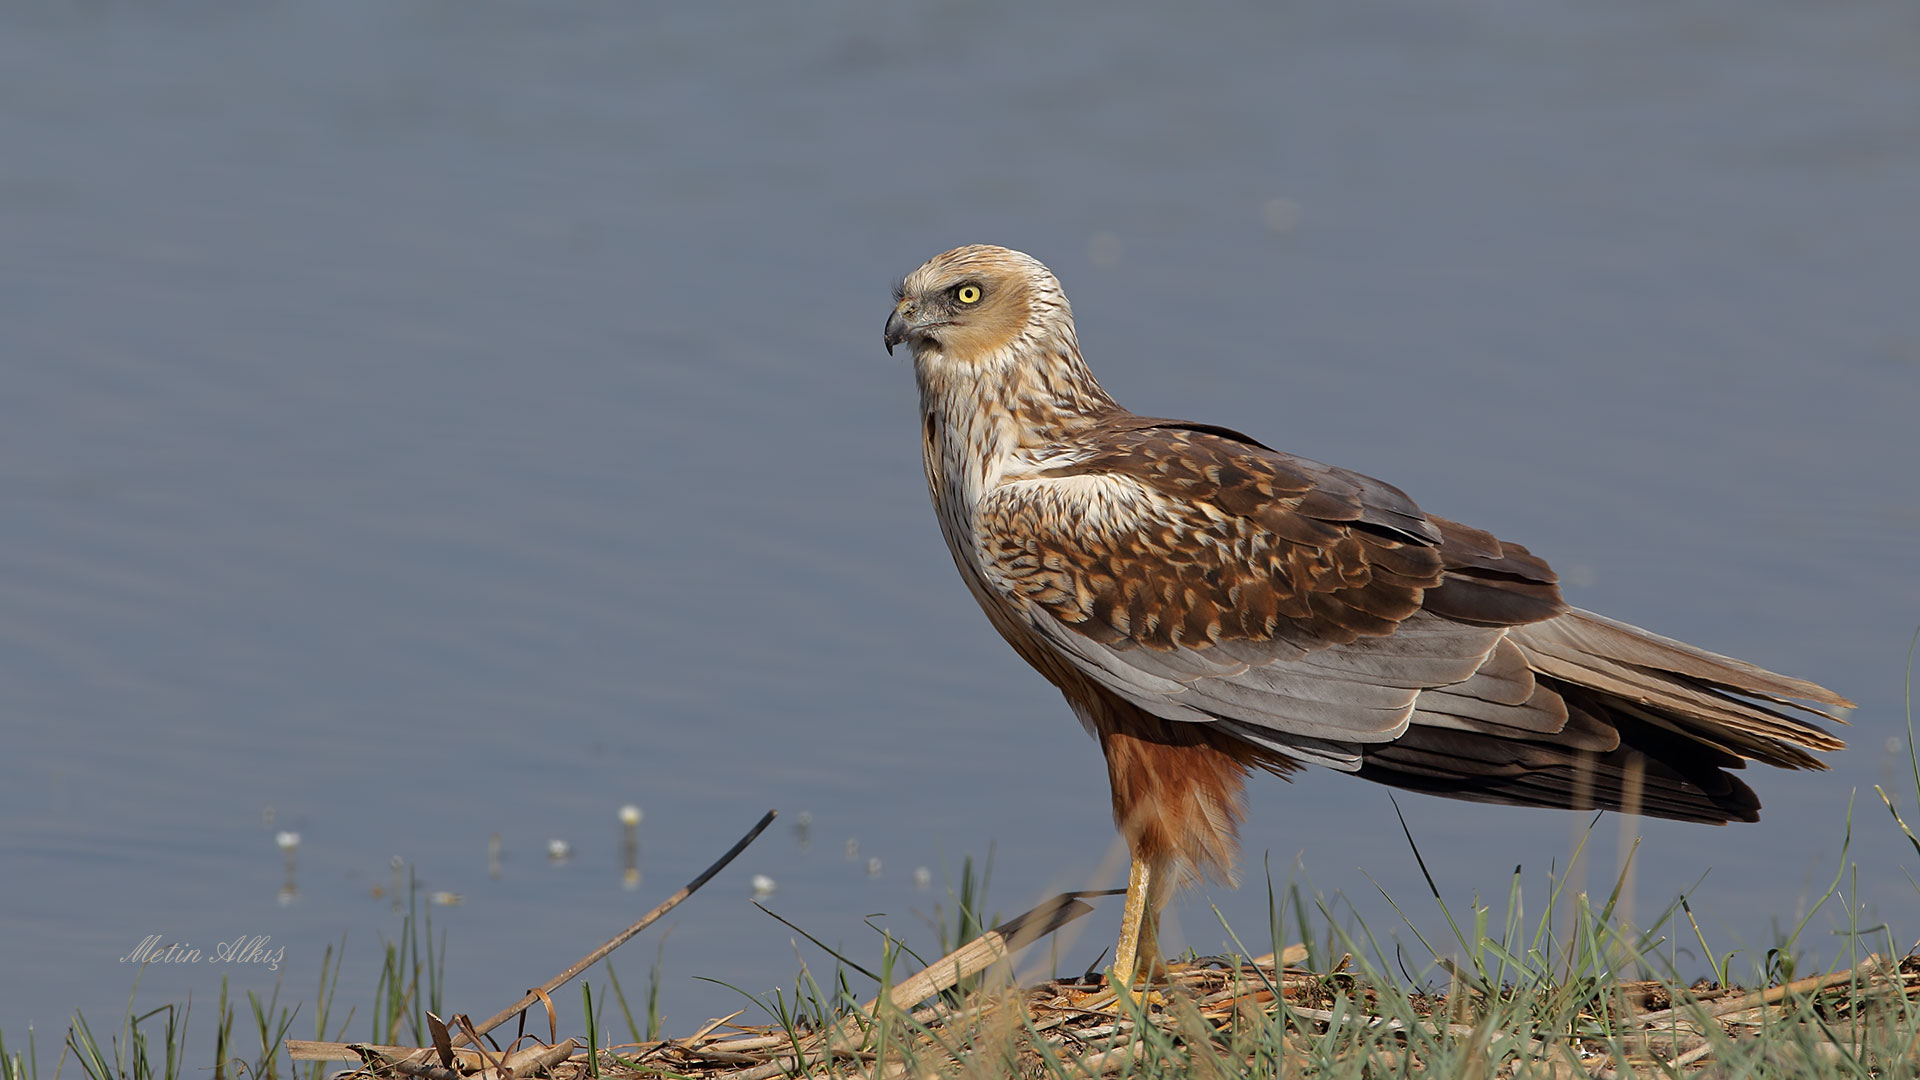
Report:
883,244,1851,998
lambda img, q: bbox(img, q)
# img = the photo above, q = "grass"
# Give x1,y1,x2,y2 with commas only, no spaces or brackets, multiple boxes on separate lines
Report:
625,788,1917,1077
2,875,440,1080
8,639,1919,1078
16,821,1915,1079
624,845,1920,1077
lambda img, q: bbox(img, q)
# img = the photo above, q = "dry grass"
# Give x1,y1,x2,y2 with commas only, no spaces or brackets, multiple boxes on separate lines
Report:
291,895,1920,1080
291,951,1920,1079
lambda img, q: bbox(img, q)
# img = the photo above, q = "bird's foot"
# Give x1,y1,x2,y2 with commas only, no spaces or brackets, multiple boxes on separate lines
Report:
1113,979,1167,1012
1106,956,1170,1012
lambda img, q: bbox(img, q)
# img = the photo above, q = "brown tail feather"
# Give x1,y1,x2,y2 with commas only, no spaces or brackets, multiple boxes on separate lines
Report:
1356,603,1850,825
1359,689,1765,824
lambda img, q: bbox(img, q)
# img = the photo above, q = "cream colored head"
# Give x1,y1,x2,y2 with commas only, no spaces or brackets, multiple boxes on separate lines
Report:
883,245,1075,365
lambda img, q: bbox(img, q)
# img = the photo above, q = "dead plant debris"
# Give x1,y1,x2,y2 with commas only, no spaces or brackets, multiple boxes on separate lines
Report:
293,903,1920,1078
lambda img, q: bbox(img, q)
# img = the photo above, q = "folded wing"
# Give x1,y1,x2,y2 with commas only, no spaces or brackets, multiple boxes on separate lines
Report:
976,418,1847,822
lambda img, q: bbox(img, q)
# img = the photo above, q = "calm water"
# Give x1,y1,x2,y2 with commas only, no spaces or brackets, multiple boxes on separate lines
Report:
4,1,1919,1039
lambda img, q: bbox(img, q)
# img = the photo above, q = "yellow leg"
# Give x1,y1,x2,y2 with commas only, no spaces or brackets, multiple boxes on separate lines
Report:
1110,858,1164,1005
1137,886,1161,978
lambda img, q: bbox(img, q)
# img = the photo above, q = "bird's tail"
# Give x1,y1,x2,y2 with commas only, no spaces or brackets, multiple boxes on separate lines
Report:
1510,608,1849,767
1355,609,1849,825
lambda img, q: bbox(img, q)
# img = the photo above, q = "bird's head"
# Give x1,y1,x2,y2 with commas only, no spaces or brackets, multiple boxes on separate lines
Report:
884,245,1073,364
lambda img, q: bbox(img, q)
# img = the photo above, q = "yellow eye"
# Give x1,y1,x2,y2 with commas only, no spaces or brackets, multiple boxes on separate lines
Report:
956,285,982,304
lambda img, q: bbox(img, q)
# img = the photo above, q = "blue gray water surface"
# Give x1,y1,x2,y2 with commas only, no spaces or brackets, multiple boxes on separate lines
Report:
4,0,1919,1036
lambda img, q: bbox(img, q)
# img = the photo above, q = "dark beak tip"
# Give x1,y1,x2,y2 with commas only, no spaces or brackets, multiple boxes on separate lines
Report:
883,310,910,355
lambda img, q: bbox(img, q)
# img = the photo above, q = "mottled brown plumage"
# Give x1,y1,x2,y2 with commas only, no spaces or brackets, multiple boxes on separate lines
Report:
884,244,1850,993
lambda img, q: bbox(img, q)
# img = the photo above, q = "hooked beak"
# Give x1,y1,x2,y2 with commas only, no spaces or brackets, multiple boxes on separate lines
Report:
883,303,912,355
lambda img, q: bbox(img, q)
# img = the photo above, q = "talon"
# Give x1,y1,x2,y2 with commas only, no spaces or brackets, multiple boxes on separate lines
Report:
1111,978,1167,1012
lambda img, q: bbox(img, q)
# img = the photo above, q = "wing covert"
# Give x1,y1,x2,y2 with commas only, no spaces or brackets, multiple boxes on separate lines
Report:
976,422,1560,756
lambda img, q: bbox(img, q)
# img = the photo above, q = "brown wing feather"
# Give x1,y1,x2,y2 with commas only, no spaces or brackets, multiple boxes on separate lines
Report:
979,421,1553,752
1422,516,1566,626
1010,419,1468,649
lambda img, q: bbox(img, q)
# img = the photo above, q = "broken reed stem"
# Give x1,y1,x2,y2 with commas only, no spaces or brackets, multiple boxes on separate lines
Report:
284,813,784,1071
476,1039,578,1080
289,1045,490,1068
1634,953,1884,1027
454,810,778,1048
727,889,1104,1059
866,891,1100,1014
